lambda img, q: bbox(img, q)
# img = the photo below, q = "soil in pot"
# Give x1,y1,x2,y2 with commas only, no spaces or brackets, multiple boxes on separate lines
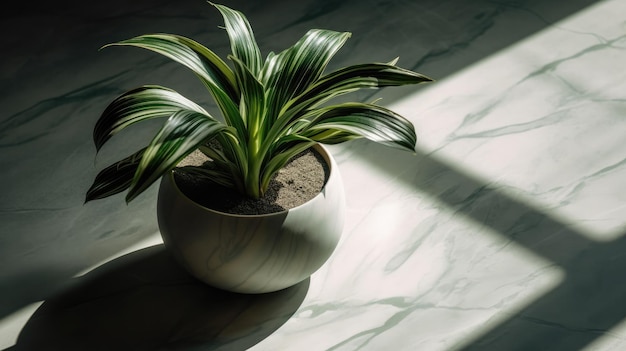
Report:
173,148,330,215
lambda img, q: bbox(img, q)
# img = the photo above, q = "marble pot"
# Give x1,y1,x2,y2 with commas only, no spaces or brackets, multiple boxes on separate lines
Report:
156,144,345,293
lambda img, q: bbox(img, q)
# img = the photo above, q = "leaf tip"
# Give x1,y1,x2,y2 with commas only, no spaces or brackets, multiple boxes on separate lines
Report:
99,43,116,51
124,193,136,205
84,189,97,205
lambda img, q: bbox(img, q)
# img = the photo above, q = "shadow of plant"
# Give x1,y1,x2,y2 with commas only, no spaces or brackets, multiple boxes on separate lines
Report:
11,245,309,351
353,140,626,350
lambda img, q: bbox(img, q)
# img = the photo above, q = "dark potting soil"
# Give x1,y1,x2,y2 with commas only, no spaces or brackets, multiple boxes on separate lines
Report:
173,148,329,215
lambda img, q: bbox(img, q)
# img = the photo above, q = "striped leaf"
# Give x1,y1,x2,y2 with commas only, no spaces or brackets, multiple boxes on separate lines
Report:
261,29,352,123
265,63,432,146
230,55,266,142
85,148,145,202
260,135,315,192
127,110,229,202
105,34,238,100
104,34,247,137
198,137,248,193
93,85,207,150
295,129,359,144
287,63,433,114
176,165,235,189
213,3,263,76
301,102,417,151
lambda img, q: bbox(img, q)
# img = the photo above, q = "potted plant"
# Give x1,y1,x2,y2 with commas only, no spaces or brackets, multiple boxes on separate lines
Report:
86,3,432,293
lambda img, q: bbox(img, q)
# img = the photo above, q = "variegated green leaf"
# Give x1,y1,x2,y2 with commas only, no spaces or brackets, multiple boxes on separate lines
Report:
198,143,228,165
93,85,207,150
211,133,248,194
286,63,433,114
260,135,315,193
104,34,247,138
230,55,266,144
265,64,432,145
105,34,237,99
301,102,417,151
198,139,247,192
297,129,360,144
85,148,145,202
127,110,230,202
205,76,248,142
261,29,352,122
176,165,235,189
212,3,263,76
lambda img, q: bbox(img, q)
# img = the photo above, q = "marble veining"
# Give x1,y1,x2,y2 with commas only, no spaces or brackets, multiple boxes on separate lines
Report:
1,0,626,350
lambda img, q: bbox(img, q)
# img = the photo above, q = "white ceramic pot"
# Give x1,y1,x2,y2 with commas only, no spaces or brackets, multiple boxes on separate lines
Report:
157,144,345,293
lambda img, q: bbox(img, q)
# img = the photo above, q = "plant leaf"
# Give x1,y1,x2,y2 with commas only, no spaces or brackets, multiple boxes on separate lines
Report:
104,34,247,138
175,165,235,189
198,140,245,190
198,143,228,164
105,34,238,99
263,64,432,151
296,129,360,144
127,110,229,202
93,85,208,150
85,148,146,202
287,62,433,114
261,29,352,123
260,135,315,193
301,102,417,151
212,3,263,76
230,55,266,143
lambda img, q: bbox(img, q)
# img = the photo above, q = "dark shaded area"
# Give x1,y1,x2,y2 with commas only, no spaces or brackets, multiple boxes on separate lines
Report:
8,245,309,351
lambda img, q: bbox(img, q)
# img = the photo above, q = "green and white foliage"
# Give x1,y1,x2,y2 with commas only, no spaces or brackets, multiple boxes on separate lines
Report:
86,2,433,202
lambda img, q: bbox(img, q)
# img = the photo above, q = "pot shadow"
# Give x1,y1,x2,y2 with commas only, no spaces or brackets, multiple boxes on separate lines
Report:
8,245,309,351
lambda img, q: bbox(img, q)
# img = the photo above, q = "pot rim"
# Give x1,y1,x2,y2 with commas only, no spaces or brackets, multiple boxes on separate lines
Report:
164,143,336,219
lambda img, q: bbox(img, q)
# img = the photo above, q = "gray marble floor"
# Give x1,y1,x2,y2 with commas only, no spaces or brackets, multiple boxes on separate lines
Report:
2,0,626,350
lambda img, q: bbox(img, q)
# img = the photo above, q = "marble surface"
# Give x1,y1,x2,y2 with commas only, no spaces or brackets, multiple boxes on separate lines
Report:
2,0,626,349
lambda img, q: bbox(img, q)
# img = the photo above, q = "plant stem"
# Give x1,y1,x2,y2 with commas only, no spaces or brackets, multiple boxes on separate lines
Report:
245,130,263,199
